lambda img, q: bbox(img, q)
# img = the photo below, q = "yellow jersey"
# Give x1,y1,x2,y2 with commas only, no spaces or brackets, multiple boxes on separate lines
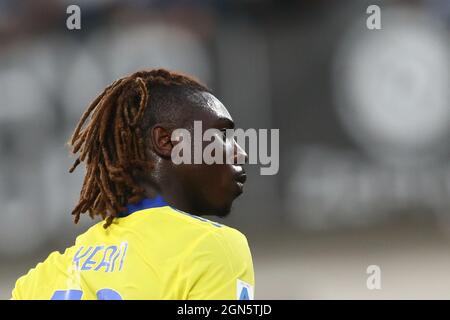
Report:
11,196,255,300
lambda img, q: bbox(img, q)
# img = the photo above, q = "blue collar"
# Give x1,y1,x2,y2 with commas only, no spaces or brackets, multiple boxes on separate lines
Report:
119,195,168,217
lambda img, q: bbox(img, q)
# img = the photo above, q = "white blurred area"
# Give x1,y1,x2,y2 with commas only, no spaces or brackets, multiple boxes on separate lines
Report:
0,22,212,255
1,0,450,299
4,222,450,299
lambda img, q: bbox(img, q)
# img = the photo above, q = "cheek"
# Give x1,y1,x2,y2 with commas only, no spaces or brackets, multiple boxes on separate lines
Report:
215,166,236,196
202,165,233,191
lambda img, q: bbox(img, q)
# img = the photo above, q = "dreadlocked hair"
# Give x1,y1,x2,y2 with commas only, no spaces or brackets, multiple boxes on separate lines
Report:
68,69,209,228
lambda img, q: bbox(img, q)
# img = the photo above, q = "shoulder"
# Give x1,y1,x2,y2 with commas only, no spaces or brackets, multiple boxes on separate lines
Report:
145,206,252,264
179,218,253,275
177,216,255,299
12,250,71,299
165,207,251,250
73,206,252,267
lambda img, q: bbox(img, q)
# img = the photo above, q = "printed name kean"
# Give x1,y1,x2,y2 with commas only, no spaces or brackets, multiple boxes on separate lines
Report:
73,242,128,272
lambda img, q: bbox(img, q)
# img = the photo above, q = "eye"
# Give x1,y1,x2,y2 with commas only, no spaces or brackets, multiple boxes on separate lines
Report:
220,129,228,142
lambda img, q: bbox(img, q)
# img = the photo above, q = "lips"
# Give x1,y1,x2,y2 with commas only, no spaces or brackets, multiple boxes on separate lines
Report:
234,169,247,195
235,172,247,184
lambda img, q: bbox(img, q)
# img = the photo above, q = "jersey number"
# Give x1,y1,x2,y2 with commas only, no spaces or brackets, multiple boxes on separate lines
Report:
51,288,122,300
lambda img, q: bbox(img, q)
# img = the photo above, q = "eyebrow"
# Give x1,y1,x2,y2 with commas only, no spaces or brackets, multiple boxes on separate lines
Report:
216,117,235,129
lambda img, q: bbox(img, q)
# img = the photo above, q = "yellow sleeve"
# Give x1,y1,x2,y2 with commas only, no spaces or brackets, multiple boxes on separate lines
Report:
182,227,255,300
11,285,21,300
11,250,72,300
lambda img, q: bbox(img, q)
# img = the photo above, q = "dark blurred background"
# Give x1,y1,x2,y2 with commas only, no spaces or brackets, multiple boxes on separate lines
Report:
1,0,450,299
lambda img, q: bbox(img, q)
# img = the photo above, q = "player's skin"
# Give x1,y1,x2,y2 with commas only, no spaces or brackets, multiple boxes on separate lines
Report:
11,74,255,300
136,91,248,217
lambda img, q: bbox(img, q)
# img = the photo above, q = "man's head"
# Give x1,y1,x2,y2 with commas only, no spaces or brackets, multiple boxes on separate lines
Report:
69,69,247,228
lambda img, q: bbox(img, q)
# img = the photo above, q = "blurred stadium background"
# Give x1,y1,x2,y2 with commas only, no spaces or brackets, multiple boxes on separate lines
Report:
1,0,450,299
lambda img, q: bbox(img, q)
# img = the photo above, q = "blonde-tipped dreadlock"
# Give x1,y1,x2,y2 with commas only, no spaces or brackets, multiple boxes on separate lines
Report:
68,69,209,228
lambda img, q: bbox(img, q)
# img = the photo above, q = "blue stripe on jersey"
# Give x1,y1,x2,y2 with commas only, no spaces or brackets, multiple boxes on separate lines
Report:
119,195,168,217
118,195,223,227
170,207,223,228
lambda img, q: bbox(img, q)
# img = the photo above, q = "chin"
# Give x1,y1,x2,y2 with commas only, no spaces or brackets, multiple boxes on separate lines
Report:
220,200,237,217
201,203,232,218
214,208,231,218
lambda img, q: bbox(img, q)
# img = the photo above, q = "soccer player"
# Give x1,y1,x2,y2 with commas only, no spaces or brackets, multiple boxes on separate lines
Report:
11,69,254,300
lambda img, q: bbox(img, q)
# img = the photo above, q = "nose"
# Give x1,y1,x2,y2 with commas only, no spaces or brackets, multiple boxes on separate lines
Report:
233,140,248,165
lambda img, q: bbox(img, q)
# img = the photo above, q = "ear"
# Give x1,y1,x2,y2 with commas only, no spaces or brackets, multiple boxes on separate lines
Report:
149,124,173,158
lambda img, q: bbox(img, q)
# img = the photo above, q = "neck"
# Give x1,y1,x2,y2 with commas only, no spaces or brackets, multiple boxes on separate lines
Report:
139,176,197,215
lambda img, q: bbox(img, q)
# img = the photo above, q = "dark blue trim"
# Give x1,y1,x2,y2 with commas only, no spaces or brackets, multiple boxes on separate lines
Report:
117,196,223,228
170,207,223,228
118,195,168,217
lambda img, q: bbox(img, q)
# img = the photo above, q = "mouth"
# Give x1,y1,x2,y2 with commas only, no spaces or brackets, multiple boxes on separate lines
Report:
235,173,247,184
234,170,247,192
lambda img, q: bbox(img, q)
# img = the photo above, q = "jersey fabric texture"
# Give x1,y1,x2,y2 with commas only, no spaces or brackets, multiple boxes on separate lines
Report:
11,196,255,300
